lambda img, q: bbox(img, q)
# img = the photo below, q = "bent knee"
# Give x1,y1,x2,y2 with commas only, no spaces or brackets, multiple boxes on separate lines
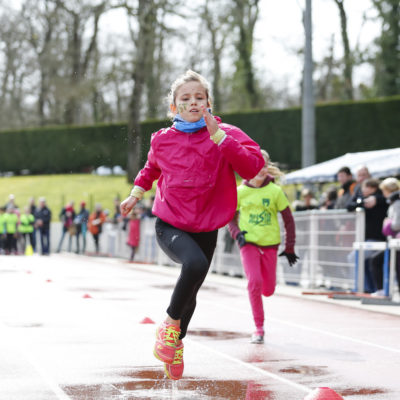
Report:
183,255,209,280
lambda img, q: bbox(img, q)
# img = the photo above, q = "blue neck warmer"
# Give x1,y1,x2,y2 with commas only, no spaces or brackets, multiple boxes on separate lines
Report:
173,112,210,133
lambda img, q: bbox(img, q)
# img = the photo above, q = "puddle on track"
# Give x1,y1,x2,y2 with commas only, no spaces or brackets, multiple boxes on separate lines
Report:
63,367,275,400
338,387,389,396
187,329,249,340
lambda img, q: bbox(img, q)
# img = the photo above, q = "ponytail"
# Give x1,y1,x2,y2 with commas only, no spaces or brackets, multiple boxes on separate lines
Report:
261,150,284,180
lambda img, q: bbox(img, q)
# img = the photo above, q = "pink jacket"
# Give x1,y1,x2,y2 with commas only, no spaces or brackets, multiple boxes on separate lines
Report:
134,117,264,232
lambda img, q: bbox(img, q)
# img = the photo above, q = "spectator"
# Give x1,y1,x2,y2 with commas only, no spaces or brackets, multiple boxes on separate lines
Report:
88,203,106,254
35,197,52,255
142,195,156,218
5,194,19,211
292,188,319,211
347,166,372,210
56,202,76,252
335,166,356,209
0,207,5,254
29,197,37,252
4,205,18,254
18,206,35,253
347,178,388,292
126,210,141,261
112,196,122,225
319,186,338,210
353,166,371,197
375,178,400,295
74,201,89,254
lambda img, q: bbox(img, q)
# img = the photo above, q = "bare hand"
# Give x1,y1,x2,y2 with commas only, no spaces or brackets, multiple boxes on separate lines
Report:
363,196,376,208
201,105,218,136
120,196,138,217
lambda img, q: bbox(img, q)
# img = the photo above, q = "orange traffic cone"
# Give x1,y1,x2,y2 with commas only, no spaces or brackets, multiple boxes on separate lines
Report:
82,293,92,299
140,317,155,324
304,387,345,400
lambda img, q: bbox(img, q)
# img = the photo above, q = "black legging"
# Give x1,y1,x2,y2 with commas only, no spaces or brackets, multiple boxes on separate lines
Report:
155,218,218,339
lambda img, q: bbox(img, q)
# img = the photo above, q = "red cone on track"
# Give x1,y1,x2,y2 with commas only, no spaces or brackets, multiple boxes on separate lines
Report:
140,317,155,324
82,293,92,299
45,279,52,283
304,387,345,400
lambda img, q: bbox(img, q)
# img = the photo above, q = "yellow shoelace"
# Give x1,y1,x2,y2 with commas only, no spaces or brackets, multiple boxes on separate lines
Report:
163,326,180,347
172,347,184,365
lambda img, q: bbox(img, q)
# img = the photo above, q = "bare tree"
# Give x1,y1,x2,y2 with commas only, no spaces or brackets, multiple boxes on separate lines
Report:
371,0,400,96
124,0,157,180
21,0,63,125
333,0,353,100
0,9,34,128
56,0,107,124
201,0,231,112
231,0,260,109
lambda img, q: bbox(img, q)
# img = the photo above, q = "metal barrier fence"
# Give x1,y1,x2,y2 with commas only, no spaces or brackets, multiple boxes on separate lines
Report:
47,210,368,290
353,238,400,298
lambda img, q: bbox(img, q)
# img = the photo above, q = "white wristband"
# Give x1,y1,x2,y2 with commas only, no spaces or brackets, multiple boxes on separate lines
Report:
130,186,144,200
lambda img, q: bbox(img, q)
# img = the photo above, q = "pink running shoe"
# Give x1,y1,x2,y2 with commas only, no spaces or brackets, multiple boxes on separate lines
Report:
164,342,184,380
153,322,180,364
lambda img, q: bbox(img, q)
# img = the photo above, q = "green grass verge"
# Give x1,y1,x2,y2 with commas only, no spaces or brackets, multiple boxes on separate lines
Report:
1,173,300,220
0,174,148,219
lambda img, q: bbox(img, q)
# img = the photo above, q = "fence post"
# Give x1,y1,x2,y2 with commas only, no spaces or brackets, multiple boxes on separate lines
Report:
309,211,318,288
355,209,365,293
383,247,390,297
354,249,359,292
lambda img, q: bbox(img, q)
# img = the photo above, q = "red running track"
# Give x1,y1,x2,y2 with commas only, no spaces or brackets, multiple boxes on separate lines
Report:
0,254,399,399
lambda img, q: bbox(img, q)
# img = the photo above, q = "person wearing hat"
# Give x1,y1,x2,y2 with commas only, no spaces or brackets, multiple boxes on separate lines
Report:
74,201,89,254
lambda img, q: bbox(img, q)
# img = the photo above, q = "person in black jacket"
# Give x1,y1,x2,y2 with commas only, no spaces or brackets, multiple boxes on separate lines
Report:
35,197,52,255
347,179,388,292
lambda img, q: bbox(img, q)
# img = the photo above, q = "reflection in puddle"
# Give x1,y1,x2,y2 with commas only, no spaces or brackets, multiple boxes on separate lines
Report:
64,367,275,400
5,322,43,328
187,329,249,340
279,365,328,377
339,387,388,396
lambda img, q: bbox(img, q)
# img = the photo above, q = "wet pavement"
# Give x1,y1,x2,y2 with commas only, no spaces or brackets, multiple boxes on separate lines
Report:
0,254,399,400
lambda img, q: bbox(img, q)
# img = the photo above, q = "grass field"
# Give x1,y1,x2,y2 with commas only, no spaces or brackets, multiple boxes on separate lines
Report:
1,173,300,220
0,174,156,218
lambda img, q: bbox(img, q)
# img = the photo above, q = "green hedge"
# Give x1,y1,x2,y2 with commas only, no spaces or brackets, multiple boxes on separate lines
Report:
0,96,399,174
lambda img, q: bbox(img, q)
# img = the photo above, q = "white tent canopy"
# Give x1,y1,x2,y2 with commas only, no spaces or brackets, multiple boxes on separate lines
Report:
283,148,400,185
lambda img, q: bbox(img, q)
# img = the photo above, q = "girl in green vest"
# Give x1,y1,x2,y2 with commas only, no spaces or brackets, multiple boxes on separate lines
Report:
228,150,299,344
18,206,35,252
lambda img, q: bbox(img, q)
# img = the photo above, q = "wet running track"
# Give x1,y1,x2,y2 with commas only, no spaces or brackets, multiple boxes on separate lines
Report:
0,254,399,400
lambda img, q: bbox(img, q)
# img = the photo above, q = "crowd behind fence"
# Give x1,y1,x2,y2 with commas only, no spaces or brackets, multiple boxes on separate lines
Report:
46,209,399,294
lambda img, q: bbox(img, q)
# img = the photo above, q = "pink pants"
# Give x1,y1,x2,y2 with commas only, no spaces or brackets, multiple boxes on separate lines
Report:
240,244,277,332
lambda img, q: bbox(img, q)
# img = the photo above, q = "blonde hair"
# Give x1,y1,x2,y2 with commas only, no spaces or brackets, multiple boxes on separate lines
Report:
167,70,212,119
261,149,284,179
379,177,400,193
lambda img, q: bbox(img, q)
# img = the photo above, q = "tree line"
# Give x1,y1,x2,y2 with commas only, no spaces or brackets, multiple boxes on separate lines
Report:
0,0,398,177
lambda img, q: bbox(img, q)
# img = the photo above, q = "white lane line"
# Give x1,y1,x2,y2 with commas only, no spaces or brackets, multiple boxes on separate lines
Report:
209,301,400,354
0,322,72,400
187,338,312,394
269,316,400,354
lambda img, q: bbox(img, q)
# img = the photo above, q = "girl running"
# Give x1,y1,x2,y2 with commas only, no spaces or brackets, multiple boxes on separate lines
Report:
228,150,298,344
120,70,264,380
